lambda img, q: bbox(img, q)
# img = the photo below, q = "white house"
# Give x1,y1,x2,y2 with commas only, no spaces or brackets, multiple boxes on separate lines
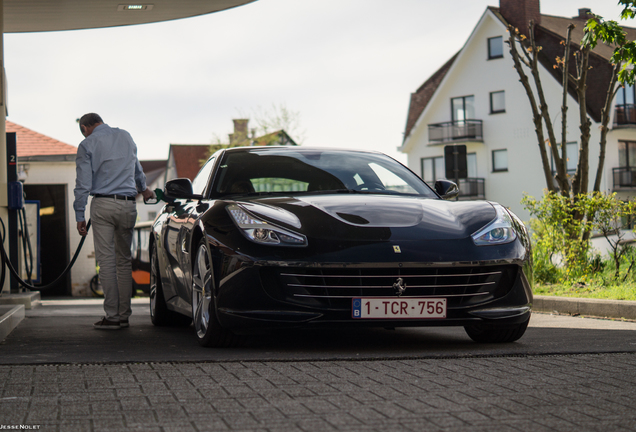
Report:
400,0,636,221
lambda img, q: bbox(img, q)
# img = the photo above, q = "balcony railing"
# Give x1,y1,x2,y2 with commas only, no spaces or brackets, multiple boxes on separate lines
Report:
613,167,636,188
458,178,485,200
614,104,636,126
428,120,483,144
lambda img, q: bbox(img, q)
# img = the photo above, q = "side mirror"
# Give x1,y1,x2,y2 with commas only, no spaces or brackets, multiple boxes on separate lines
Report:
164,178,203,201
434,179,459,200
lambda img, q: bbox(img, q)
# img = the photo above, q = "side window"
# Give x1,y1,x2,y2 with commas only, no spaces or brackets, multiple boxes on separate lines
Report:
488,36,503,59
492,149,508,172
490,91,505,114
192,157,216,195
421,156,445,185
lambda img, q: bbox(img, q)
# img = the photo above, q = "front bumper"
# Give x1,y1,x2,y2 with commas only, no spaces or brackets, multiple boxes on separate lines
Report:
214,259,533,332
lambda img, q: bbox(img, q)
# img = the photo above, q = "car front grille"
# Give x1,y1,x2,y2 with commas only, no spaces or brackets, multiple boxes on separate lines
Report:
263,265,518,309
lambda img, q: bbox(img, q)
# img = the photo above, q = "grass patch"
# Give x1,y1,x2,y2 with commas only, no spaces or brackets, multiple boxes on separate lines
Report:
534,283,636,301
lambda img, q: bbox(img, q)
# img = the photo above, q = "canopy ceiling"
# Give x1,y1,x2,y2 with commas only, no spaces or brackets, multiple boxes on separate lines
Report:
3,0,257,33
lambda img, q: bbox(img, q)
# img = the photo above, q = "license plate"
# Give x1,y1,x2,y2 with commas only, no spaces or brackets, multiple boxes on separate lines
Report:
352,298,447,319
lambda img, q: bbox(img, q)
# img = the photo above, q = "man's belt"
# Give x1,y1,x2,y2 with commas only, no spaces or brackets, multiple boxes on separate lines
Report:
93,194,136,201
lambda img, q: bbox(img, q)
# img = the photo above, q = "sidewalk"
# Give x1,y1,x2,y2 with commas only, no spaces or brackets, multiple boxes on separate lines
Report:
533,295,636,320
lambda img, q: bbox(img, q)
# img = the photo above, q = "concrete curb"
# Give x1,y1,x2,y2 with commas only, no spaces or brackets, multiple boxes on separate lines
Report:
0,291,41,309
0,304,25,341
534,295,636,320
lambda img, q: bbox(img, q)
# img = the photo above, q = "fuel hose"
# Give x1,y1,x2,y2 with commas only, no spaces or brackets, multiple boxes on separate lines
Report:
0,188,164,292
0,218,91,291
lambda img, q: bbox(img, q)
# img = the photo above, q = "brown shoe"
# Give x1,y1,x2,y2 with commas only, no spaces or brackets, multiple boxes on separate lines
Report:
120,319,129,328
93,317,121,330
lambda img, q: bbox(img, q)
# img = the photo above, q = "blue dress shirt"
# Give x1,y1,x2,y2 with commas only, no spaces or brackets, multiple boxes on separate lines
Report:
73,124,147,222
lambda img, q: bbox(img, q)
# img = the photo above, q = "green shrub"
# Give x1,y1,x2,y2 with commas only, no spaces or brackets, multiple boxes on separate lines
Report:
523,191,636,286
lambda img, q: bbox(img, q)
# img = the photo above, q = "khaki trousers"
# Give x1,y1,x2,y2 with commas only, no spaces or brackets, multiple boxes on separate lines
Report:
90,197,137,321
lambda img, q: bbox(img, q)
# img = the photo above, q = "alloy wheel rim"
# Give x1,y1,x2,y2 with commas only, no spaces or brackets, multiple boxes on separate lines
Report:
150,249,157,318
193,244,212,339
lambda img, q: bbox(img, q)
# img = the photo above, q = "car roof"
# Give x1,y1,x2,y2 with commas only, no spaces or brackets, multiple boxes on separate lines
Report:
221,146,384,156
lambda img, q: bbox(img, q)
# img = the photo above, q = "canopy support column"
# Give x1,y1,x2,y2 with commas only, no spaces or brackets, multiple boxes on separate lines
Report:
0,0,9,295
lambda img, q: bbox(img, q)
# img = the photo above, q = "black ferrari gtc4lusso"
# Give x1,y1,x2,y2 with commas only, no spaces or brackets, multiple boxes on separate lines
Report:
149,146,533,347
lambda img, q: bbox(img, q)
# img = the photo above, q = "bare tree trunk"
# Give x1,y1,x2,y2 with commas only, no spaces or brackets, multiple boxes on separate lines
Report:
527,24,570,195
507,25,556,193
560,25,574,183
572,47,591,196
594,63,621,192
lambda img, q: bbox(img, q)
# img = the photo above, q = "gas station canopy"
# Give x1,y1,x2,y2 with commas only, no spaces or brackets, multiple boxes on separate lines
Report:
3,0,256,33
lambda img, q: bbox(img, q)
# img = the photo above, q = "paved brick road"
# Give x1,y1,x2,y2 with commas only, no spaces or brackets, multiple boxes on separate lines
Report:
1,353,635,431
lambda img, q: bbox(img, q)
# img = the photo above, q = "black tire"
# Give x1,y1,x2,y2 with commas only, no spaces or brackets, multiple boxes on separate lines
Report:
464,316,530,343
191,239,240,347
149,243,192,327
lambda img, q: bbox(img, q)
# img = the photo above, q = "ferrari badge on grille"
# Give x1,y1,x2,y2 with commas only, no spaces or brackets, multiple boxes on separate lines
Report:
393,277,406,296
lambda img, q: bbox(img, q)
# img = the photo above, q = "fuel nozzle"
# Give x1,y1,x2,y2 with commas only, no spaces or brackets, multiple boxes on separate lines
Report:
143,188,166,205
144,188,164,205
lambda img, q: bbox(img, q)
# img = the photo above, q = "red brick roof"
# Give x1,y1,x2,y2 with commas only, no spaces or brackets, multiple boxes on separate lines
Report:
169,145,210,181
7,120,77,157
403,53,458,142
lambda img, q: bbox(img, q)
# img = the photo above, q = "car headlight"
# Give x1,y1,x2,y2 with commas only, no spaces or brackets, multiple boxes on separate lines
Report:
227,204,307,246
471,204,517,246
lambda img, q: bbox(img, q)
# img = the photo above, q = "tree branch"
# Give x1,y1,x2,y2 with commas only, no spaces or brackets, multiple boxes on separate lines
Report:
571,46,592,195
594,62,621,192
560,25,574,185
507,25,556,192
528,22,570,195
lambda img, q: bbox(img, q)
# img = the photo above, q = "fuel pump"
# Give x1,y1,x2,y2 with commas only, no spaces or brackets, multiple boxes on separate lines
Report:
0,132,41,293
5,132,24,292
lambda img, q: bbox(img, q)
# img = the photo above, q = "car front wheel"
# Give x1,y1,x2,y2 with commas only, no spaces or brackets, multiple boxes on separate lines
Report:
192,240,239,347
464,316,530,343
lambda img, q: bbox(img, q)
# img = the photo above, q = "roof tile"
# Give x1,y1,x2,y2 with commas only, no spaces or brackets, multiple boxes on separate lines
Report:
169,145,210,181
6,120,77,157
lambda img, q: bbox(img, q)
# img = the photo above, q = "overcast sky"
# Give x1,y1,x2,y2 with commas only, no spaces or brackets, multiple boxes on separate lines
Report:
4,0,628,162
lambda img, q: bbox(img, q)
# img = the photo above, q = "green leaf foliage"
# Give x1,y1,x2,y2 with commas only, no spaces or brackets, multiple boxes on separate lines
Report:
523,192,636,285
584,4,636,85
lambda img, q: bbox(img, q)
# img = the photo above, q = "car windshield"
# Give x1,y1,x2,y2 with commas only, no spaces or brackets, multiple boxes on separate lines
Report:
211,149,438,199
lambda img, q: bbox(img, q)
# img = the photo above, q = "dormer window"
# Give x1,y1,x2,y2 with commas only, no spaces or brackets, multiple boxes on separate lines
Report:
488,36,503,59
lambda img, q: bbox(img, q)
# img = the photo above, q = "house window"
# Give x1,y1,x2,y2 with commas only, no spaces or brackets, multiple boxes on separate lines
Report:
616,84,635,108
616,85,636,124
467,153,477,177
488,36,504,59
619,141,636,168
551,142,578,173
421,156,445,184
490,91,505,114
451,96,475,123
492,149,508,172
